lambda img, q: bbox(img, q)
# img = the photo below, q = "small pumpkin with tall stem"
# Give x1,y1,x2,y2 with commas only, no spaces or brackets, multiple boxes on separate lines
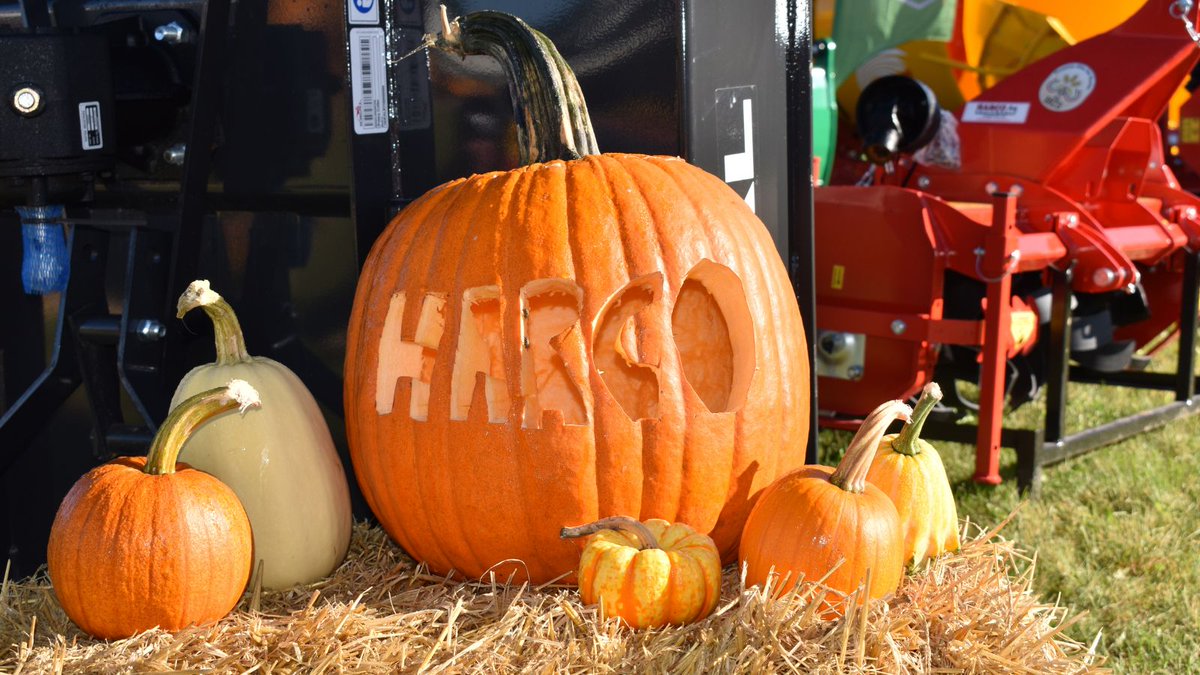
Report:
47,381,259,640
739,400,910,615
174,280,352,590
866,382,960,565
560,516,722,628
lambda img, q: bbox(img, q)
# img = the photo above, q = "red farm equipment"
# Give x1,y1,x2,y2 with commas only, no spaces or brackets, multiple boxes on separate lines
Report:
816,0,1200,491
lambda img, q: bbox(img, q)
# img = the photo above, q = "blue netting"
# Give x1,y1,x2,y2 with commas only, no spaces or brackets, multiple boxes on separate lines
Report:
15,205,69,295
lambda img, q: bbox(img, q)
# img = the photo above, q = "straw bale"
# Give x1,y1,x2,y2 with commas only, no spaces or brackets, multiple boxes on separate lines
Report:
1,515,1106,674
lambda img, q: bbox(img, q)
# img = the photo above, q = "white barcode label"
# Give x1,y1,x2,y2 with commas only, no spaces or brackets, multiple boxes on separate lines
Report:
351,28,388,135
78,101,103,150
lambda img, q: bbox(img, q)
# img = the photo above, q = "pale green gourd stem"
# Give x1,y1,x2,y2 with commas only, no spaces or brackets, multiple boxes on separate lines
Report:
177,280,252,365
892,382,944,457
144,381,261,476
830,400,912,493
560,516,660,551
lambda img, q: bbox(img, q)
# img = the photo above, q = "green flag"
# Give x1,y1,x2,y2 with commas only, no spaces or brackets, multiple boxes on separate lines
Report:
832,0,957,87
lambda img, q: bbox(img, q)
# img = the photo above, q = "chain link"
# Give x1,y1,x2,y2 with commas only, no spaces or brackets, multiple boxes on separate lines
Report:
1173,0,1200,45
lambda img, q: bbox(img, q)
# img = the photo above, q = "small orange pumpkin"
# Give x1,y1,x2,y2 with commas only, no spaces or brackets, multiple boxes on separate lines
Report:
739,400,909,614
561,516,721,628
47,381,259,639
866,382,960,565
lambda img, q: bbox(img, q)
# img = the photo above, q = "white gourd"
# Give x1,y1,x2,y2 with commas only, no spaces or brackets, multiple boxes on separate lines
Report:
171,280,352,590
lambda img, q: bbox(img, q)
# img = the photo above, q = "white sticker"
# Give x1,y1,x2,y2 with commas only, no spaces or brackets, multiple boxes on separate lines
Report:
1039,62,1096,112
962,101,1030,124
78,101,103,150
350,28,388,135
347,0,378,25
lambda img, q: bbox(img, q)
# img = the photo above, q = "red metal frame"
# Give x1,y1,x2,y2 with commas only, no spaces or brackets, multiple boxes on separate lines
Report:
817,0,1200,484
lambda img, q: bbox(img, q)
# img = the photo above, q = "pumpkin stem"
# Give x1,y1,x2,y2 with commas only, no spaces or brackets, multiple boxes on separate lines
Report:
892,382,943,456
560,516,659,550
830,400,912,493
177,280,251,365
144,380,262,476
429,4,599,164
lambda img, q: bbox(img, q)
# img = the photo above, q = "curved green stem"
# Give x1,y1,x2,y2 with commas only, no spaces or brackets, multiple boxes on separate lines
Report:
430,5,599,164
830,400,912,493
144,380,261,475
560,516,659,550
892,382,943,456
177,280,251,365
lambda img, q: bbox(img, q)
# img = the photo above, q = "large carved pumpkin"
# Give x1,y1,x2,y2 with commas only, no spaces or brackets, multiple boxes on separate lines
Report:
344,9,809,582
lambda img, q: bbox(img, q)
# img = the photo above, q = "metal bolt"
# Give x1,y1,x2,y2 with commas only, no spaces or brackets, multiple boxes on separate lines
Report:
1092,268,1117,286
891,319,907,335
163,143,187,166
154,21,187,44
916,175,931,189
1066,213,1079,227
136,319,166,341
10,86,43,117
846,365,864,381
985,181,999,195
1009,183,1024,197
1125,282,1139,294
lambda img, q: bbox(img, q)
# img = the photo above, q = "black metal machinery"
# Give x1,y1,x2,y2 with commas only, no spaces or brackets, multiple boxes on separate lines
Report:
0,0,817,578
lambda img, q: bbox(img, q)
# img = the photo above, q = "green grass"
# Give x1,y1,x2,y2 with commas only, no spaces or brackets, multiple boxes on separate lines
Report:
818,346,1200,674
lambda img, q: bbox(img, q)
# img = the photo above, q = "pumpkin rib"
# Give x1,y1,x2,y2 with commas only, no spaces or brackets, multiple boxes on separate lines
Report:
631,155,749,528
821,486,853,592
420,174,504,571
518,163,602,575
590,155,645,282
389,179,483,575
559,158,609,528
128,476,155,625
649,155,804,542
572,155,643,522
594,154,684,521
348,186,451,562
158,481,185,630
116,474,150,623
427,175,502,576
486,165,555,577
710,162,802,492
429,174,495,576
673,548,704,623
60,472,110,633
592,154,653,515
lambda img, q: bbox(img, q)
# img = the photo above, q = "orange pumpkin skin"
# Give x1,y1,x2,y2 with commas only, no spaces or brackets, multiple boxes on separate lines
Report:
739,466,903,609
47,456,252,639
569,517,722,628
345,153,809,582
738,401,909,615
